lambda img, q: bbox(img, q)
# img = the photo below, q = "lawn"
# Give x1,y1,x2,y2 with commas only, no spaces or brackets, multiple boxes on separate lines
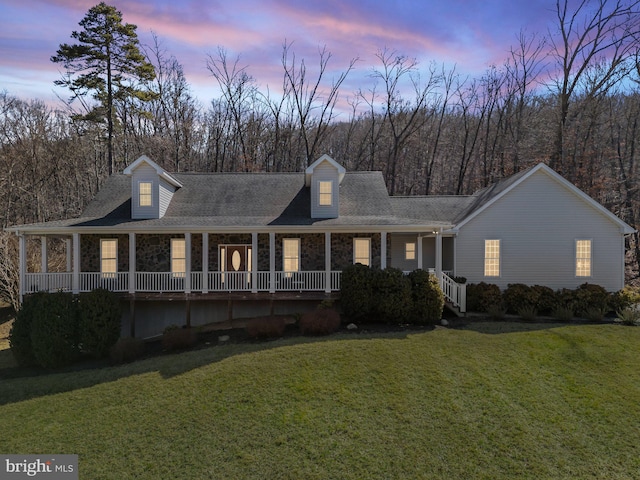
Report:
1,322,639,479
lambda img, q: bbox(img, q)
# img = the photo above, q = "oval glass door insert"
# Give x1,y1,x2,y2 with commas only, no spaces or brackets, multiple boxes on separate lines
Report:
231,250,242,271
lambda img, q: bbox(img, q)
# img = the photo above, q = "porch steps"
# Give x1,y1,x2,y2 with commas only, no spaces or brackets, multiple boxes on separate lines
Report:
444,301,465,317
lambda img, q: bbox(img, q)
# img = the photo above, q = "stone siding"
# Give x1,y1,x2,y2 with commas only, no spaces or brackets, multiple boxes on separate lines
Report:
81,231,390,274
136,234,185,272
81,234,129,272
331,233,383,270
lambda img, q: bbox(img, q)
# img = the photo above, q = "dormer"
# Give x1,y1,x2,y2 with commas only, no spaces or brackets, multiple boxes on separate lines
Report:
123,155,182,219
305,154,346,219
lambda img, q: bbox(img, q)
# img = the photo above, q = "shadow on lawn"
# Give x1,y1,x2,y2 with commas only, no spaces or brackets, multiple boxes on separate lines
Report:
0,316,610,406
0,323,430,405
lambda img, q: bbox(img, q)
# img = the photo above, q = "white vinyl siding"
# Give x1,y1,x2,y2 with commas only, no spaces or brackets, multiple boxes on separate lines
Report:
455,169,625,291
353,238,371,266
100,239,117,278
130,162,177,219
484,240,500,277
171,238,186,278
310,161,339,218
576,240,592,277
283,238,300,272
158,178,176,218
131,163,158,219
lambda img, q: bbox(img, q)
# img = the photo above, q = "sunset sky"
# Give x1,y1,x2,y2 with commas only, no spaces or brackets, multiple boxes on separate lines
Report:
0,0,556,107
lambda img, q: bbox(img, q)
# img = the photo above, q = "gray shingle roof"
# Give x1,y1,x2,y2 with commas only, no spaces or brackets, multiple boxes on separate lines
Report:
9,166,537,232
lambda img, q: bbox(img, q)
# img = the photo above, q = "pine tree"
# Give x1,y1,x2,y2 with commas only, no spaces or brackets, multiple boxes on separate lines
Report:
51,2,156,174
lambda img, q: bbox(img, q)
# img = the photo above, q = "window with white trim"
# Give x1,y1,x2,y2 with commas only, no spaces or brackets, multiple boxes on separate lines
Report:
353,237,371,266
484,239,500,277
139,181,152,207
405,242,416,260
171,238,186,278
576,239,592,277
100,239,117,278
283,238,300,273
318,180,333,206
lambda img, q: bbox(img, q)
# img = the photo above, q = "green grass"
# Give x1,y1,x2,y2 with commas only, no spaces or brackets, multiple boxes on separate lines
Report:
1,323,640,479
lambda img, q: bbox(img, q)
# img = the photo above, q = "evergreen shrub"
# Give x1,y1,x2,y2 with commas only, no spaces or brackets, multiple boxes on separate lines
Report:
30,292,80,368
466,282,502,313
340,263,374,321
78,288,122,358
408,269,444,324
372,267,412,323
9,292,49,367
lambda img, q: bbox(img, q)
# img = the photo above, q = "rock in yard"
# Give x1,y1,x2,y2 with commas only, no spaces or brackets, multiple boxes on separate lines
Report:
440,319,449,326
218,335,230,342
346,323,358,330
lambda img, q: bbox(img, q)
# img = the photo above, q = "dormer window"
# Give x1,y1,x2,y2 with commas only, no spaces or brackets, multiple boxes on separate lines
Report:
124,155,182,219
139,181,153,207
318,181,333,206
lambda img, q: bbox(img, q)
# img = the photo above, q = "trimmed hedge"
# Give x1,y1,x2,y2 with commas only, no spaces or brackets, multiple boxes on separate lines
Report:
30,292,80,369
78,289,122,358
372,267,412,323
341,266,445,324
408,269,445,324
467,281,625,319
9,292,49,367
10,289,124,368
340,263,375,321
466,282,502,313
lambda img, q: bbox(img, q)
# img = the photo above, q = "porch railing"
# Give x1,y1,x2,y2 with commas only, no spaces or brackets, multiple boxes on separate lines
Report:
80,272,129,292
24,272,73,294
22,270,465,312
440,272,466,313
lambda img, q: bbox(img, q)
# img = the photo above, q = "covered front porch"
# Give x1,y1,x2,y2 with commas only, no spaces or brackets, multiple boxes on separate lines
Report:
17,229,465,313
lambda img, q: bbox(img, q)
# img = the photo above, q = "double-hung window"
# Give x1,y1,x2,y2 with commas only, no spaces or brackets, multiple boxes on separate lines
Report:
171,238,186,278
318,181,333,206
283,238,300,273
484,239,500,277
576,240,592,277
405,242,416,261
353,238,371,266
100,239,117,279
139,181,152,207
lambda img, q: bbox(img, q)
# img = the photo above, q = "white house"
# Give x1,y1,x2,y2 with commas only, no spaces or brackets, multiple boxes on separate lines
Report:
7,155,634,337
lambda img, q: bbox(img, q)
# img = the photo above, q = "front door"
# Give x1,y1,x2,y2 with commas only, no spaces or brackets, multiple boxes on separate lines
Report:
225,245,249,272
220,245,252,289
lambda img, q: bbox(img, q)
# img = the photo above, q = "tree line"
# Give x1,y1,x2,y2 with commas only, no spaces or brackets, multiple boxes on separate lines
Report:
1,1,639,308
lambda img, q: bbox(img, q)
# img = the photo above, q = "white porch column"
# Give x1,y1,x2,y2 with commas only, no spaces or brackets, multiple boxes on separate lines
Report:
251,232,258,293
65,238,72,272
18,234,26,302
72,233,80,294
40,236,48,273
185,233,192,294
435,228,443,278
325,232,331,293
269,232,276,293
128,233,136,294
417,235,423,270
202,233,209,293
380,232,387,269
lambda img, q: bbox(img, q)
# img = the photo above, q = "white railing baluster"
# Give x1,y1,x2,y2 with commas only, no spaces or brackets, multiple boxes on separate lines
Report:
23,270,345,295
